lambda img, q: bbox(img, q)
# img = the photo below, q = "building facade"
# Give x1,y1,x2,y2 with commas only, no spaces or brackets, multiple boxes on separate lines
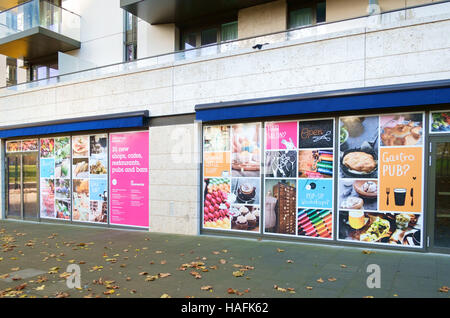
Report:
0,0,449,253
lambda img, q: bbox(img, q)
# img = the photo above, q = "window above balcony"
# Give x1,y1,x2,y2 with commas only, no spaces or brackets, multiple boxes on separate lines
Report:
0,0,80,61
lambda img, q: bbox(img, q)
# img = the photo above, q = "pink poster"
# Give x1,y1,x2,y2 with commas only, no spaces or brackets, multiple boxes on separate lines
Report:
265,121,298,150
110,131,149,228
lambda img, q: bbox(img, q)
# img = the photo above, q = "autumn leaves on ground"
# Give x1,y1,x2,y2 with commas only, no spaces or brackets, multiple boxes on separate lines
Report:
0,221,449,298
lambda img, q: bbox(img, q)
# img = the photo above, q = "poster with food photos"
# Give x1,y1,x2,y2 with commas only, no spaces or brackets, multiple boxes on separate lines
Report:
263,119,334,240
72,134,108,223
296,119,334,239
40,137,71,220
338,113,424,248
202,123,261,232
6,140,21,152
430,110,450,133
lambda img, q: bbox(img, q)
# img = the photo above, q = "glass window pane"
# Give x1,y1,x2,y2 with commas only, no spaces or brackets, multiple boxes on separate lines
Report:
221,21,238,42
317,1,326,23
183,33,197,50
289,7,313,29
201,28,217,46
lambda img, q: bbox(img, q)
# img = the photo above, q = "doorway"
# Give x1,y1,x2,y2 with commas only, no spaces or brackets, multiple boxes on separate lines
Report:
5,152,39,220
428,138,450,252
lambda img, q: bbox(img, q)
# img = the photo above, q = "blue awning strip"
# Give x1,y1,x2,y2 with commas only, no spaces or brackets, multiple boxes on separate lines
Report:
195,85,450,122
0,116,146,139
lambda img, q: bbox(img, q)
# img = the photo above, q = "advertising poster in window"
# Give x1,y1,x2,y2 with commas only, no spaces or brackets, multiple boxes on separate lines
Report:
110,131,149,228
202,124,261,232
338,113,424,248
296,119,334,239
6,140,21,152
430,111,450,133
72,134,108,223
40,137,71,220
263,119,334,239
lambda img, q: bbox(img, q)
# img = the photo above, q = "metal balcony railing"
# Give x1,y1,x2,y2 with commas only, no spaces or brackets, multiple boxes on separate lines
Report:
0,0,80,41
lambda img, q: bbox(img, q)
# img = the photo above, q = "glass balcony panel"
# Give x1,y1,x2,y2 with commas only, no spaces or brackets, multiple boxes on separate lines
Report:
0,0,80,41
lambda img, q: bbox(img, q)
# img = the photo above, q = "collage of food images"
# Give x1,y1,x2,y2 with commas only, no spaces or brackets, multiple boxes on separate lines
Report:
72,134,108,223
263,119,335,239
203,123,262,232
6,139,39,153
39,137,71,220
338,113,424,247
430,110,450,133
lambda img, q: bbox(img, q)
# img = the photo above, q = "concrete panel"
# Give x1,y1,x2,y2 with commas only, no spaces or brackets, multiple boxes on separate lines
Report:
238,0,287,38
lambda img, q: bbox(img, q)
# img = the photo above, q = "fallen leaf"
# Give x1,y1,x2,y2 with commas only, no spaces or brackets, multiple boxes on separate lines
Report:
35,285,45,291
201,285,213,291
328,277,337,282
306,286,313,290
145,275,159,282
190,271,202,279
286,260,294,263
362,250,375,255
103,289,115,295
219,259,227,265
232,271,244,277
277,248,285,253
340,264,347,268
159,273,171,278
212,251,220,255
139,272,149,276
15,283,27,291
55,292,70,298
317,278,324,283
160,293,171,298
227,288,237,294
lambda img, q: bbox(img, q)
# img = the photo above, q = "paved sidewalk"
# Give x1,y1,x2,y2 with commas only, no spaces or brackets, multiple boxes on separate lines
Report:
0,220,449,298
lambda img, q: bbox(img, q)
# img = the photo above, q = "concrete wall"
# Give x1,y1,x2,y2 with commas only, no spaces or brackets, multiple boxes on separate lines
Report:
149,123,200,235
0,55,6,88
238,0,287,38
0,2,449,234
137,21,178,58
326,0,369,22
63,0,124,67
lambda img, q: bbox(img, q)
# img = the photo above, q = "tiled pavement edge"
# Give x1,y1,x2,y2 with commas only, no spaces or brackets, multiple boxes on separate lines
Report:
0,220,449,298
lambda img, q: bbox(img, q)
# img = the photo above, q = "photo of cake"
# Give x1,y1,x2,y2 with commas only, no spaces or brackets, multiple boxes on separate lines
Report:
231,178,260,205
231,123,261,177
230,205,260,232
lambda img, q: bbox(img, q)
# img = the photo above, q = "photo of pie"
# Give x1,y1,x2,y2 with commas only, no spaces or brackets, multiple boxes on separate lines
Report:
380,114,423,147
339,116,379,179
342,151,377,174
381,121,422,146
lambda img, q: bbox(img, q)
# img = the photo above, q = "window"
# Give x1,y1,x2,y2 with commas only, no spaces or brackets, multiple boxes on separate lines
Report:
288,0,326,29
6,58,17,86
29,63,58,81
181,21,238,50
124,12,137,61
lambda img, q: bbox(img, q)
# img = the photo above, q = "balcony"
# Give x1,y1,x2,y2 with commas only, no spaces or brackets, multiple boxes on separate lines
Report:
120,0,275,25
0,0,80,61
